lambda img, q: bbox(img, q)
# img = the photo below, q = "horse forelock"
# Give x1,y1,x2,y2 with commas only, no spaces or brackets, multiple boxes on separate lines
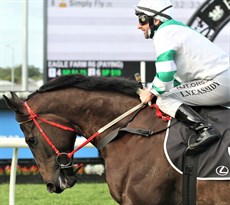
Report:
28,75,140,99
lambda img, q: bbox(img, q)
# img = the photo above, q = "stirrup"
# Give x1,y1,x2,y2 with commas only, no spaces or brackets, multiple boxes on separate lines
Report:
185,135,205,156
185,145,206,156
185,132,220,156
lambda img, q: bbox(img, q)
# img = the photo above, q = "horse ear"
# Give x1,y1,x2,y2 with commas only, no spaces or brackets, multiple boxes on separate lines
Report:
3,92,25,114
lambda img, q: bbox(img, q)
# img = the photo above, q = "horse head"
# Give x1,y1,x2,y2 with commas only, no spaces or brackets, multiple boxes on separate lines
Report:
3,75,142,195
4,92,79,193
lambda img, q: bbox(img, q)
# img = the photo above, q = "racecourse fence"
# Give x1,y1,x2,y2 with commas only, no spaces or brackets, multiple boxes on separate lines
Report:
0,138,95,205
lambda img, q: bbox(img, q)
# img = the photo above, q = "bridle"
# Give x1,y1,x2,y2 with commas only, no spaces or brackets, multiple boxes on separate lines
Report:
24,101,79,168
23,101,145,169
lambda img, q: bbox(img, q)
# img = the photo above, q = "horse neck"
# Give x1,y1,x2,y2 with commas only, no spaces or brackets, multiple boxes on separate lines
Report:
74,91,141,137
29,88,140,139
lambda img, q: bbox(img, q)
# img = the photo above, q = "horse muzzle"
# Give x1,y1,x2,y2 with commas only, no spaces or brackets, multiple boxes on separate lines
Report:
47,182,63,193
46,169,77,193
46,176,76,193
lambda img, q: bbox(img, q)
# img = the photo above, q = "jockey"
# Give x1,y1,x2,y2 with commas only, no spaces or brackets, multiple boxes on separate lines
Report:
135,0,230,155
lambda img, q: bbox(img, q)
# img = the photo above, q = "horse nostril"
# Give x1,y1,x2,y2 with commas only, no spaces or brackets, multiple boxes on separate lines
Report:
47,183,56,193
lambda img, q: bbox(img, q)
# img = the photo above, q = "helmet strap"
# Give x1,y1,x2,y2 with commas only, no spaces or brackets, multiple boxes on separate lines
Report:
148,18,161,39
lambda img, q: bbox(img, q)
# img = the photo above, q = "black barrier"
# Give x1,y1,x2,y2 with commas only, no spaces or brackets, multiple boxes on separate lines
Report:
0,158,105,184
187,0,230,41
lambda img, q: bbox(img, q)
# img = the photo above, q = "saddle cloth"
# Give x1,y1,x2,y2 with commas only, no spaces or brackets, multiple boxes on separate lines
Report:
164,106,230,180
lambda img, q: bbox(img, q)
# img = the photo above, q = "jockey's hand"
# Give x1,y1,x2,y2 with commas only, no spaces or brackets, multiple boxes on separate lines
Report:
138,89,154,106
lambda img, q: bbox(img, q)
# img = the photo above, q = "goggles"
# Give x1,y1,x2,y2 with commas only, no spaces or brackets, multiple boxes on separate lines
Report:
138,14,149,26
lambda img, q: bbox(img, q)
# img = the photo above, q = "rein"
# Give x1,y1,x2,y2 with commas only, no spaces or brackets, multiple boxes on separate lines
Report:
23,101,145,168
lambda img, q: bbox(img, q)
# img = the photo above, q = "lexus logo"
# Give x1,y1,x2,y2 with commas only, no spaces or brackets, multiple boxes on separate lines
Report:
216,166,229,176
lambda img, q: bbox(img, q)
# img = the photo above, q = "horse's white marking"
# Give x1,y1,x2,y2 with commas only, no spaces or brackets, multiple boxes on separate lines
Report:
228,147,230,156
58,176,69,190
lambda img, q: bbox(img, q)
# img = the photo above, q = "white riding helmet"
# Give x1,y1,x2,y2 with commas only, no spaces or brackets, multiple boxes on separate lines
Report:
135,0,174,22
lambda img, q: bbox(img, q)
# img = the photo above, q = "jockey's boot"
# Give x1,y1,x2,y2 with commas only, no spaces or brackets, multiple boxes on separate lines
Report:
175,104,221,155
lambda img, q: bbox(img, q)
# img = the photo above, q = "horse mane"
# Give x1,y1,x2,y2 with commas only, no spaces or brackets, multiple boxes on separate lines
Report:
27,75,141,99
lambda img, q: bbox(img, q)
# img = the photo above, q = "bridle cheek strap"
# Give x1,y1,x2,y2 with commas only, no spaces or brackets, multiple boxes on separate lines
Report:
24,101,69,156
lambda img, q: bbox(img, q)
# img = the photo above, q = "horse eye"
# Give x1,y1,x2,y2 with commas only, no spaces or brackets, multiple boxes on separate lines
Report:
26,137,37,146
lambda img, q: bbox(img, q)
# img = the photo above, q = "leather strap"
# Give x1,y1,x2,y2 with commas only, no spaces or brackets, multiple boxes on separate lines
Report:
182,152,199,205
97,127,154,150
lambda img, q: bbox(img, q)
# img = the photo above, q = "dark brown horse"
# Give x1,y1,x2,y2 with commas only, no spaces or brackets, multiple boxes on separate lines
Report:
3,75,230,205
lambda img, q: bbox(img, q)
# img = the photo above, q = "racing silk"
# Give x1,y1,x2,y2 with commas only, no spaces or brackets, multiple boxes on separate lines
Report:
149,19,229,96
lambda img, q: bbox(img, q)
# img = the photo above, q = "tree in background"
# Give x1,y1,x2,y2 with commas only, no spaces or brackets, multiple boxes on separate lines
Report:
0,65,42,84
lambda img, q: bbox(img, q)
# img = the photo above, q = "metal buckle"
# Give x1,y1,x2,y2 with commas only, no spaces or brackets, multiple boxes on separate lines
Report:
56,153,72,168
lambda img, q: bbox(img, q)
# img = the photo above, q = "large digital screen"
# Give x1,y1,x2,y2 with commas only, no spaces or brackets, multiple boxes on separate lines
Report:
45,0,229,81
46,0,157,80
46,1,153,61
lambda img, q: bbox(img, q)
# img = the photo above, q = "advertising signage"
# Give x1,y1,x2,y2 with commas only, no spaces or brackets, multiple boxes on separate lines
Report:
188,0,230,41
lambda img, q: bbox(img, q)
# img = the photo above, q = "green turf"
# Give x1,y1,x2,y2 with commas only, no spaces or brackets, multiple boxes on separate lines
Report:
0,183,119,205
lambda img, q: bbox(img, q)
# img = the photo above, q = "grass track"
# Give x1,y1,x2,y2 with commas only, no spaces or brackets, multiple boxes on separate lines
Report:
0,183,119,205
